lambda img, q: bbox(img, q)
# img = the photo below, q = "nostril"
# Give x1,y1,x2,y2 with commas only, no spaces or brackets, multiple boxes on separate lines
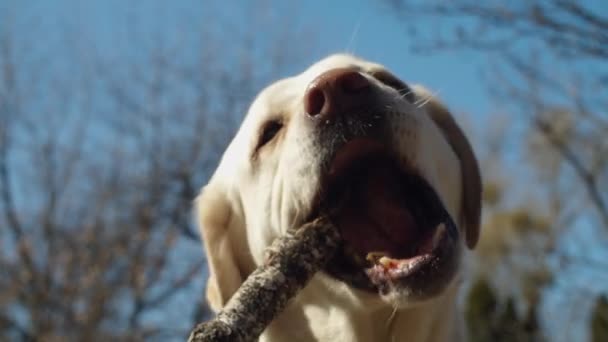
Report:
305,87,326,116
338,72,369,93
304,69,370,119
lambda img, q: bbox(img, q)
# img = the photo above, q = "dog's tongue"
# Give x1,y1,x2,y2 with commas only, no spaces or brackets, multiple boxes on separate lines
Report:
334,164,421,258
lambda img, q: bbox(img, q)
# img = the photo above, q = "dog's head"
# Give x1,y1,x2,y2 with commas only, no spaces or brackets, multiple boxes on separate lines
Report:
197,54,481,311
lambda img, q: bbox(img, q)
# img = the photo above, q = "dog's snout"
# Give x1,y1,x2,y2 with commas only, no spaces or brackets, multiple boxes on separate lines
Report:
304,68,371,119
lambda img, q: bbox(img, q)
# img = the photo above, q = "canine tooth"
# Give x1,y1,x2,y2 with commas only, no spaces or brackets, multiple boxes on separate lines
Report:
432,223,446,249
379,256,393,267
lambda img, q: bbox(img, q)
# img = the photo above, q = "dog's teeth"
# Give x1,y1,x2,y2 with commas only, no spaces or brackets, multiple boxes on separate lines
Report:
366,251,387,263
379,256,392,267
432,223,446,249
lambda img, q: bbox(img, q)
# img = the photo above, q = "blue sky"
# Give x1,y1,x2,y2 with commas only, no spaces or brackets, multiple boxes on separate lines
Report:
2,1,606,340
298,0,491,117
0,0,491,119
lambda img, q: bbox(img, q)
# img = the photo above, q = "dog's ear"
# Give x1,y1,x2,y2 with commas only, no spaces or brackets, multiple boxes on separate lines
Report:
196,184,246,311
414,86,482,249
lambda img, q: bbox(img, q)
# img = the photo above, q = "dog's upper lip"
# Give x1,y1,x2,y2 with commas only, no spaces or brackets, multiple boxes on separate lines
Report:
327,139,386,180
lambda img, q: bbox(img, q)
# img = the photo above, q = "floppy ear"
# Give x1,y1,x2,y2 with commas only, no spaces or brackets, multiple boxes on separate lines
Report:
414,86,482,249
196,184,246,311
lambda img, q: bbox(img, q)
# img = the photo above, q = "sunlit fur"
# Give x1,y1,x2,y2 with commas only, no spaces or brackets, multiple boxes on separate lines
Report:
196,54,480,342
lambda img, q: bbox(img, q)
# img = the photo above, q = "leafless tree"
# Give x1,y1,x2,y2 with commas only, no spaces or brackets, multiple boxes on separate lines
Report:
0,2,312,341
383,2,608,340
387,0,608,229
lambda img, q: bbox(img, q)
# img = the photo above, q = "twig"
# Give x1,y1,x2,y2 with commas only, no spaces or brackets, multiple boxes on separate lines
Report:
188,217,341,342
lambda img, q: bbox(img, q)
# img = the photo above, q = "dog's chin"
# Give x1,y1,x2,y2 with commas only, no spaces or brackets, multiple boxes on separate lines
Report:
309,138,462,304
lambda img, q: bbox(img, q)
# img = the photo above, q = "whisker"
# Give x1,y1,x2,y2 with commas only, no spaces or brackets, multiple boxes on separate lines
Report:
290,206,301,230
385,305,398,328
416,89,442,108
416,96,432,108
385,303,399,342
345,20,362,54
398,90,414,100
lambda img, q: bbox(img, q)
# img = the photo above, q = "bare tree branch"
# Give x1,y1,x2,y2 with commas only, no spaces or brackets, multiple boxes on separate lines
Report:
534,118,608,227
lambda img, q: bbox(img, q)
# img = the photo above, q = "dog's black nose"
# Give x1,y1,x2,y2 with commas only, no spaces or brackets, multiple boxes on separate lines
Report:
304,68,371,119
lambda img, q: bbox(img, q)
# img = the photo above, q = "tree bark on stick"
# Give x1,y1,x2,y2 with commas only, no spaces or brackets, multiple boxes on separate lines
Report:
188,217,341,342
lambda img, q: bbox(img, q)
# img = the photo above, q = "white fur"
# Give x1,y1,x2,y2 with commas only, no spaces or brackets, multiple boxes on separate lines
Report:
196,54,479,342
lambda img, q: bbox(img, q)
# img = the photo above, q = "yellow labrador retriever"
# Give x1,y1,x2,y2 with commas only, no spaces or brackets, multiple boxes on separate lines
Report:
196,54,481,342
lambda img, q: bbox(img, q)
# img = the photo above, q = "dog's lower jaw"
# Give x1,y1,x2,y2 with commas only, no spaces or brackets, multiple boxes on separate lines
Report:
259,275,464,342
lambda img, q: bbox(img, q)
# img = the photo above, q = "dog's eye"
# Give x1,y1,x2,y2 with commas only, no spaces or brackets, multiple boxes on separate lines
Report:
372,71,415,103
258,120,283,148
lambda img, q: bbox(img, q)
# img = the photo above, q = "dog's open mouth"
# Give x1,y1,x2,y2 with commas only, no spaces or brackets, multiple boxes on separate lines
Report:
314,139,460,296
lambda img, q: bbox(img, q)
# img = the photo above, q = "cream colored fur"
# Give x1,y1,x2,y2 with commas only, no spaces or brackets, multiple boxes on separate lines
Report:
196,54,481,342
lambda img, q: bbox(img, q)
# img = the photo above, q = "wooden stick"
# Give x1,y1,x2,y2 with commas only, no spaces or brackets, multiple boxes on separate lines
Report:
188,217,341,342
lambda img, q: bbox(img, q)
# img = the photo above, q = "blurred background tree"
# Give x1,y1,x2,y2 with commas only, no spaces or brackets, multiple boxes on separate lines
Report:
591,295,608,342
1,1,606,341
0,1,310,340
466,278,540,342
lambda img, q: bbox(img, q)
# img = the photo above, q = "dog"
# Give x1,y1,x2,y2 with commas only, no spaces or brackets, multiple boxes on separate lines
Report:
196,54,481,342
